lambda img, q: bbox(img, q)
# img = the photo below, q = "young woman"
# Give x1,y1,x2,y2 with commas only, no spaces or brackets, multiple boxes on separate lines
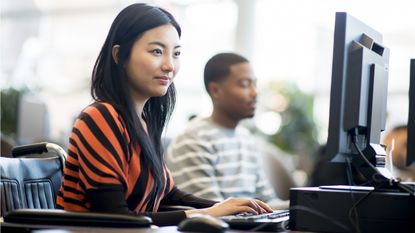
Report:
56,3,272,226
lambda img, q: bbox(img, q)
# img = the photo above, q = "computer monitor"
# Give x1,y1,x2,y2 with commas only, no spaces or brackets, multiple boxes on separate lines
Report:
16,94,50,145
407,59,415,167
325,12,391,185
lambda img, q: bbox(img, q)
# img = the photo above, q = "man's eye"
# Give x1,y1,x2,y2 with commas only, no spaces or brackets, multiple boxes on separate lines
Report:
240,81,251,87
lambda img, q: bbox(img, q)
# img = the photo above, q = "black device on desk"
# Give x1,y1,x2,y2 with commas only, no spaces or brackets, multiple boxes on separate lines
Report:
2,209,152,228
289,12,415,233
290,186,415,233
178,214,229,233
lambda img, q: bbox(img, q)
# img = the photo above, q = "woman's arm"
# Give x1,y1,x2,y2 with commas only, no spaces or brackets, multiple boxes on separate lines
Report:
88,186,273,225
88,187,187,226
160,186,217,208
160,186,273,218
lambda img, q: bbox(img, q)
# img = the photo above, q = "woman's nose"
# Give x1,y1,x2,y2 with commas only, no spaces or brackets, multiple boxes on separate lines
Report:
162,56,174,73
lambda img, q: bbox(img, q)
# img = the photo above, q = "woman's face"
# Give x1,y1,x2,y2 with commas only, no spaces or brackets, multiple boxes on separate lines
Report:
125,24,181,101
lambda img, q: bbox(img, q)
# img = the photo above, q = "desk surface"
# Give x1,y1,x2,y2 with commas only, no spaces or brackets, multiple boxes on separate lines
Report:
2,223,301,233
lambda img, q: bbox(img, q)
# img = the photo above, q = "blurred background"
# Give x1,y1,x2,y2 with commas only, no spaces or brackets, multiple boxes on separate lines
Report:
1,0,414,184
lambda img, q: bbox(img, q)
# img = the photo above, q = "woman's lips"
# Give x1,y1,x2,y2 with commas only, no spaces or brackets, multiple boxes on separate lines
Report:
155,76,171,85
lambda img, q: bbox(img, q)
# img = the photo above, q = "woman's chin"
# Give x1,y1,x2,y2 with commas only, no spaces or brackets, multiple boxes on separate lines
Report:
152,89,169,97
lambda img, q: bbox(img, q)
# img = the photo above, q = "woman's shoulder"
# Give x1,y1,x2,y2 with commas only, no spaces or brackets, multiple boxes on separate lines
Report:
80,101,118,117
78,101,124,125
82,101,116,113
73,101,129,140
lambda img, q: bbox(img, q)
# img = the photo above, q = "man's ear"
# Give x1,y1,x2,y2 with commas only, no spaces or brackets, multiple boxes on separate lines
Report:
112,45,120,64
208,82,222,99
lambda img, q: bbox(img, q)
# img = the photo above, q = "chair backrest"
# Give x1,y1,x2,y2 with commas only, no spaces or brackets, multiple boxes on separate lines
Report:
0,142,66,216
1,143,154,229
259,140,297,200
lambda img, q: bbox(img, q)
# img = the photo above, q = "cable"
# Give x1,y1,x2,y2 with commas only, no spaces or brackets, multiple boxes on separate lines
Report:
347,188,375,229
350,129,415,196
397,182,415,196
345,157,361,233
248,221,273,232
350,131,378,173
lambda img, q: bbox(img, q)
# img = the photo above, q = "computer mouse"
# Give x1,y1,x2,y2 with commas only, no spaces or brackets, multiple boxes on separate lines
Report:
178,214,229,233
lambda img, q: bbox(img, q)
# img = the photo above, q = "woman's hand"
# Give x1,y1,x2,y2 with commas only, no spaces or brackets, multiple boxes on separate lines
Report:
185,197,273,217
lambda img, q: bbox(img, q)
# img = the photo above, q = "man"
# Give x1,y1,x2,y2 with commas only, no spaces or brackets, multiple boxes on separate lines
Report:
166,53,285,208
383,125,415,182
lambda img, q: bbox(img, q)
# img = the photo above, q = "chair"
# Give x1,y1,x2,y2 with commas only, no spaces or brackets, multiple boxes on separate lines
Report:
0,142,66,216
259,140,297,201
1,142,152,229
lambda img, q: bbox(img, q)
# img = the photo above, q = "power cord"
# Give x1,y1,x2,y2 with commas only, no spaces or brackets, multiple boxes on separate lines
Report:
347,188,375,232
345,156,361,233
351,130,415,196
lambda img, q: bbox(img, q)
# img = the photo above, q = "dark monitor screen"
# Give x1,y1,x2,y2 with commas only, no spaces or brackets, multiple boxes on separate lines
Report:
325,12,390,184
407,59,415,167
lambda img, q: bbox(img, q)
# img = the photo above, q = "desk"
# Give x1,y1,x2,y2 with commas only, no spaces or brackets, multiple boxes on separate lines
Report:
2,223,300,233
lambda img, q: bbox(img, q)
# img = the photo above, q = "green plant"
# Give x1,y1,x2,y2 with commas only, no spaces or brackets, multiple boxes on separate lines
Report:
258,81,319,156
1,87,28,138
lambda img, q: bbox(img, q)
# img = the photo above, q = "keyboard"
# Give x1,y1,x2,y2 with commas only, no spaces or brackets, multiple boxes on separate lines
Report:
220,210,289,232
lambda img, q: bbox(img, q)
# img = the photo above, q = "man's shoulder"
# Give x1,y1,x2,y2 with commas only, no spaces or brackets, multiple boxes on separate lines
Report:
167,117,221,152
235,125,256,141
166,118,218,159
180,117,219,138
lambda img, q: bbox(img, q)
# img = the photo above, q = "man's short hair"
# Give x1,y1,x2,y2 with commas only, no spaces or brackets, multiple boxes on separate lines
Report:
203,53,249,94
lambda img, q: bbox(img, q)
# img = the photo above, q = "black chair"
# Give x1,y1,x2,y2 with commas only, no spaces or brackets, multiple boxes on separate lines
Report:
1,142,65,215
1,142,151,229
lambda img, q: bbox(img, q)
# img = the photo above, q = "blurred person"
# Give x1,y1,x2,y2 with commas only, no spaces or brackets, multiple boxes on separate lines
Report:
57,4,272,226
166,53,288,209
1,133,15,157
383,125,415,182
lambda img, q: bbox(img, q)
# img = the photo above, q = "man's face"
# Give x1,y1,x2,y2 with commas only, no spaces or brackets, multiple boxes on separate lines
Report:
384,128,408,169
213,62,257,120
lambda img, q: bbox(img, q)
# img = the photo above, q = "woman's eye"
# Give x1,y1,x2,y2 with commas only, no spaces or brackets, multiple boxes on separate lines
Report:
152,49,162,55
174,51,181,57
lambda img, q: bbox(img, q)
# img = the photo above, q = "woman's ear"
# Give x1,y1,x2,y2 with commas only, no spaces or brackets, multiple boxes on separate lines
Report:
112,45,120,64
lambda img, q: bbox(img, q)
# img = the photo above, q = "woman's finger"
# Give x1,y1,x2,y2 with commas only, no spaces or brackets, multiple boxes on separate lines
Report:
245,199,260,213
236,206,258,215
232,198,266,214
255,199,273,213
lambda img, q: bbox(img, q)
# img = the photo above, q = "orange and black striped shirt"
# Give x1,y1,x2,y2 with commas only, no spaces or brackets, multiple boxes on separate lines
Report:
57,102,215,225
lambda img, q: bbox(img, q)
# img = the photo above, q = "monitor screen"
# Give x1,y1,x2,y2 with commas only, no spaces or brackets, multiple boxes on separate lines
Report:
16,94,50,144
324,12,390,185
407,59,415,167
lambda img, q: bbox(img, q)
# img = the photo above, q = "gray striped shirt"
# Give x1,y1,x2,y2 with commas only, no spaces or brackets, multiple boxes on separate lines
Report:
166,117,276,202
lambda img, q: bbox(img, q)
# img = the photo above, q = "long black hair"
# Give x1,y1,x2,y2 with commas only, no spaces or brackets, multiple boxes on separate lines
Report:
91,3,181,209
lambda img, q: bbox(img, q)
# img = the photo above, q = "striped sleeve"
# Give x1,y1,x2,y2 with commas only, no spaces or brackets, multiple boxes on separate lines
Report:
72,102,130,190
